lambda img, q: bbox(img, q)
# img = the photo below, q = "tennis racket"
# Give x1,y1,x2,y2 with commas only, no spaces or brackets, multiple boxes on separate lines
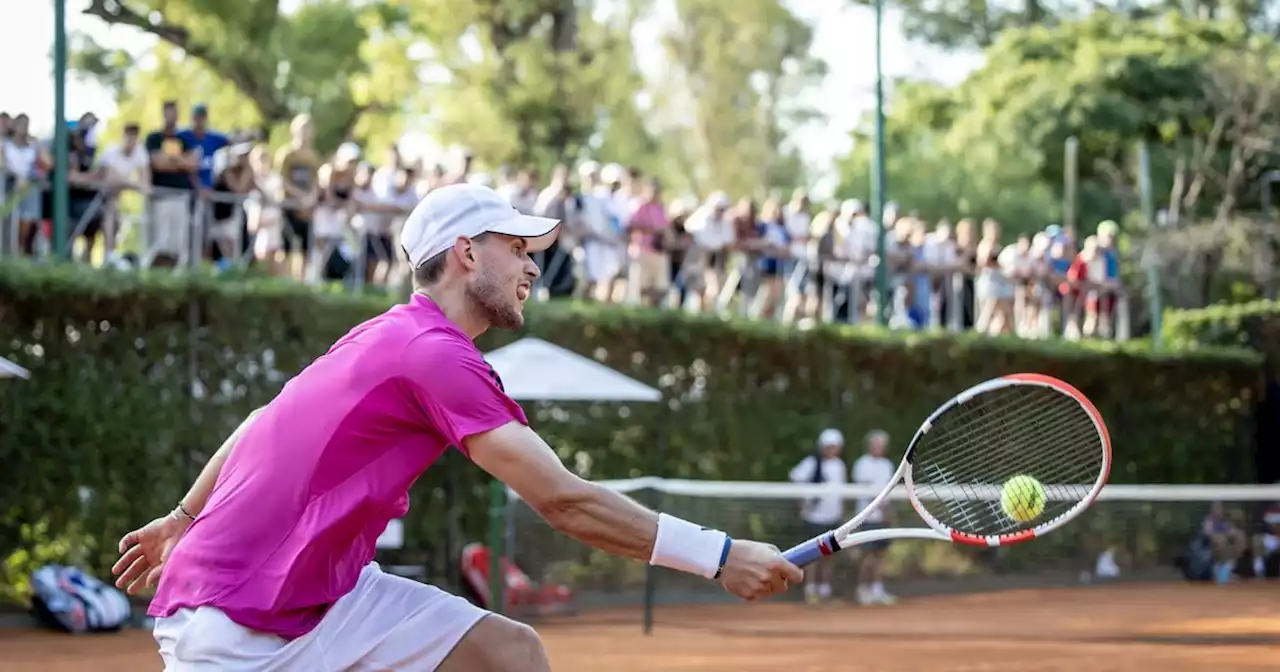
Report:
782,373,1111,566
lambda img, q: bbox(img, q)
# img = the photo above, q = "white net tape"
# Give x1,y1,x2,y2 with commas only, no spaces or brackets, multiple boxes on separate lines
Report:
508,479,1280,502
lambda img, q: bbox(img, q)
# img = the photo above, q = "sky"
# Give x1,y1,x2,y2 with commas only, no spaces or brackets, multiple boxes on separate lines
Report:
0,0,982,188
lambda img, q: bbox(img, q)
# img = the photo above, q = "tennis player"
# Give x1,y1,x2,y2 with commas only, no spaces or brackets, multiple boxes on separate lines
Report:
111,183,803,671
788,428,847,604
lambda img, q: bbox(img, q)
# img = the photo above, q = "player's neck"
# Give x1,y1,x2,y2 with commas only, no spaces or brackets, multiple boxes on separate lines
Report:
417,288,489,340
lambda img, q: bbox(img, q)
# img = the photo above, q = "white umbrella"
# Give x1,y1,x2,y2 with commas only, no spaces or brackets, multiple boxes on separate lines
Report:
483,337,661,402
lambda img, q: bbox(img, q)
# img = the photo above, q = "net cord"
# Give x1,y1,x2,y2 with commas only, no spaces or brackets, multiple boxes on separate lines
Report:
506,480,1280,502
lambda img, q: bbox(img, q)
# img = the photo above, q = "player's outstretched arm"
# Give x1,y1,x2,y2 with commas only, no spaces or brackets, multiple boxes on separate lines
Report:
465,421,802,601
112,406,264,593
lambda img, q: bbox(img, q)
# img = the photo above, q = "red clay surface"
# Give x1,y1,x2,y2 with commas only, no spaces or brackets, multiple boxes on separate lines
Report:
2,583,1277,671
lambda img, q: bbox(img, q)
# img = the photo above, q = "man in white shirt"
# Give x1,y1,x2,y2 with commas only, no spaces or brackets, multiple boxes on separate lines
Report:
851,429,897,605
576,161,626,301
788,429,847,604
97,122,152,258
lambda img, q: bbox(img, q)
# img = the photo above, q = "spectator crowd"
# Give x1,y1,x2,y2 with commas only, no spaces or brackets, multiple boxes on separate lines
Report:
0,101,1128,341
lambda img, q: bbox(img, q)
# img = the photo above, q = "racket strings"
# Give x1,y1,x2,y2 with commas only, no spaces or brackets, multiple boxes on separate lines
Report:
909,384,1104,537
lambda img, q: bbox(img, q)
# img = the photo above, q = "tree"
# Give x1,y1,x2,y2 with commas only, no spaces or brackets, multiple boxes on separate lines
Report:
859,0,1280,51
74,0,422,152
402,0,654,171
653,0,827,198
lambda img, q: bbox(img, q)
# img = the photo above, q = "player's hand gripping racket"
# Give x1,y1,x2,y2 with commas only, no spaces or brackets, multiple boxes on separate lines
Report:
783,373,1111,566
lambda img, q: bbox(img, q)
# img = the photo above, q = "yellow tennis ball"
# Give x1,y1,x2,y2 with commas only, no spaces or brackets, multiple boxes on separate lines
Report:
1001,475,1046,523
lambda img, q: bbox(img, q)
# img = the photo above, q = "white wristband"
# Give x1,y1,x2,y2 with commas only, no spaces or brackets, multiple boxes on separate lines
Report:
649,513,729,579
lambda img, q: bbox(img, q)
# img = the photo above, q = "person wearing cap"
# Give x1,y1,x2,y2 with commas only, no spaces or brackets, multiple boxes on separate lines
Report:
178,104,229,190
115,182,803,671
789,428,848,604
852,429,897,605
98,121,151,258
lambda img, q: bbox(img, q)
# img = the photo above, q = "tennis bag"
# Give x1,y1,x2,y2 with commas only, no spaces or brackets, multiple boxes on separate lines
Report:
29,564,132,634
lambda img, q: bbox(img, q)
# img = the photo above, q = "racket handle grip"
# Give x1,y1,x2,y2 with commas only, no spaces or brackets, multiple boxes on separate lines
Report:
782,531,841,568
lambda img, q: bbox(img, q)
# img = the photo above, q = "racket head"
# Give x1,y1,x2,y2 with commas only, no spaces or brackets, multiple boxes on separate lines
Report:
901,373,1111,547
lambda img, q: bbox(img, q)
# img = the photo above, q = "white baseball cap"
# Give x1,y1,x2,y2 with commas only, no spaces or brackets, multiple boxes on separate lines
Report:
817,428,844,447
400,183,560,269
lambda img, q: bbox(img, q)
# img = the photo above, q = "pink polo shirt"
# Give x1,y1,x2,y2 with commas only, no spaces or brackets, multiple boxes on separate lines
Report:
147,294,526,639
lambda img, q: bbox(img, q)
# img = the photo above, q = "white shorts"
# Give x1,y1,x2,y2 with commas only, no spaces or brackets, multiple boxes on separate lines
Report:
153,562,489,671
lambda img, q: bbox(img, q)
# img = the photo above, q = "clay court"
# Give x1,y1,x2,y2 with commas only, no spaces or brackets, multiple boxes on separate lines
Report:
2,583,1277,671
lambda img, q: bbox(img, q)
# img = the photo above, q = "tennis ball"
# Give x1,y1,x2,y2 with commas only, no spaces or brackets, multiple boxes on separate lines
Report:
1000,475,1046,523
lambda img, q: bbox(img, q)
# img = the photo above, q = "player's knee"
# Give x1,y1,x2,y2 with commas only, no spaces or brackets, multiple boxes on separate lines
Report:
459,615,549,672
500,619,548,669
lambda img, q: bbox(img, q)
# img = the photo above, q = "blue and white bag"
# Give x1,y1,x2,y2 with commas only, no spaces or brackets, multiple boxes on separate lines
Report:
30,564,132,633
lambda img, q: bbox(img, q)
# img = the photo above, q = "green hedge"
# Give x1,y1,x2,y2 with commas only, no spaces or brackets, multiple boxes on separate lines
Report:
0,261,1264,600
1164,299,1280,376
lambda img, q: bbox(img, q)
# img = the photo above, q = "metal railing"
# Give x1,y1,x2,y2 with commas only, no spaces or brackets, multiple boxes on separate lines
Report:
1,172,1131,341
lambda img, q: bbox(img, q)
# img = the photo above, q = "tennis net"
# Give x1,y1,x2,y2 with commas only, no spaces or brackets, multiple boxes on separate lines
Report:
501,480,1280,623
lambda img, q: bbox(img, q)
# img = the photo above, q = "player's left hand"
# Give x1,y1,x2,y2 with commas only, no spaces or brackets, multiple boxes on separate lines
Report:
111,511,191,595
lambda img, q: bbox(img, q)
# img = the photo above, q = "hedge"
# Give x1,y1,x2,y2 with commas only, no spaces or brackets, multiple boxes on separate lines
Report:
0,260,1264,601
1164,299,1280,376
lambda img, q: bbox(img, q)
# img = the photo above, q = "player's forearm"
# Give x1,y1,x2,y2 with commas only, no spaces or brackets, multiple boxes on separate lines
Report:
178,407,263,517
540,482,659,561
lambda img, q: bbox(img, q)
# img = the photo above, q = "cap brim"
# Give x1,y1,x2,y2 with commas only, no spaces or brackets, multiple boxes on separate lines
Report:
488,215,561,253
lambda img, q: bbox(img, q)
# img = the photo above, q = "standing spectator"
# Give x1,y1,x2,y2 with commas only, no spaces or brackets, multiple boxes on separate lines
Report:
834,199,876,321
755,198,790,318
577,161,625,303
974,219,1013,335
312,142,360,282
600,163,638,301
275,114,321,279
65,125,102,262
4,114,46,255
440,148,473,186
370,145,403,200
781,189,812,318
628,178,670,306
665,198,697,308
953,218,978,328
499,167,539,215
1064,235,1110,339
1094,220,1122,338
354,162,417,287
999,234,1037,336
75,112,100,159
98,122,150,259
179,104,229,190
807,206,838,320
905,218,933,328
532,165,577,298
245,146,285,277
852,429,897,606
144,101,198,267
788,429,847,605
923,220,960,328
683,191,735,311
207,144,256,267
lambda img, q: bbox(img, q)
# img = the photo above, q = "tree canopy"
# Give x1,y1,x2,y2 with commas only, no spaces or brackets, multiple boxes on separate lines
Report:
837,12,1280,236
72,0,821,195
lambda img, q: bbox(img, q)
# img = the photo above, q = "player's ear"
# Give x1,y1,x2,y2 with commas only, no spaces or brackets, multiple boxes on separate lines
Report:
453,236,478,269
